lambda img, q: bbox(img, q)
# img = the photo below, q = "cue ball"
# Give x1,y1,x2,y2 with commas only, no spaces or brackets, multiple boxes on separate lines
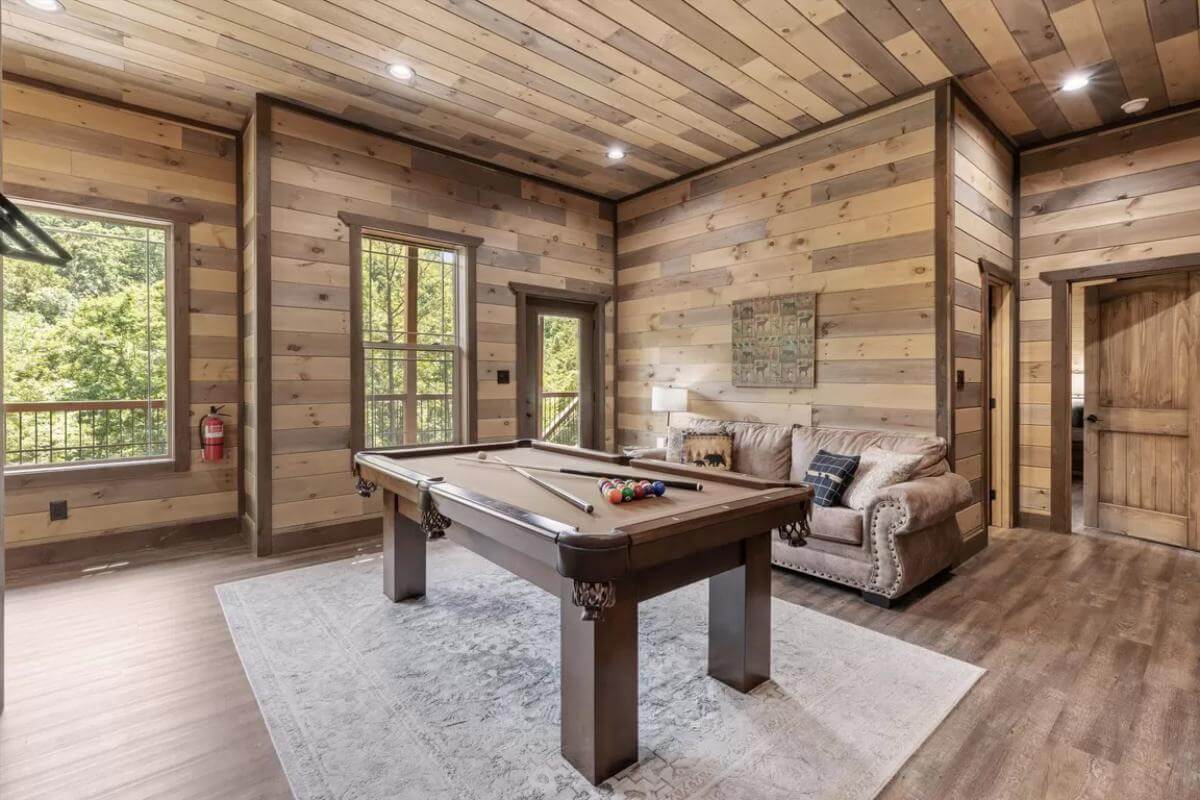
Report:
476,451,487,460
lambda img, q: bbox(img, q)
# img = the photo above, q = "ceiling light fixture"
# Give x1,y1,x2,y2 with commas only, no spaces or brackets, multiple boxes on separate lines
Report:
606,146,625,160
1061,73,1089,92
22,0,64,10
387,63,415,81
1121,97,1149,114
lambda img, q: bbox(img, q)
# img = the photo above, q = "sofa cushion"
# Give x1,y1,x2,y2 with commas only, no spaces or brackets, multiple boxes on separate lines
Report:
727,421,792,480
809,505,863,546
790,426,947,482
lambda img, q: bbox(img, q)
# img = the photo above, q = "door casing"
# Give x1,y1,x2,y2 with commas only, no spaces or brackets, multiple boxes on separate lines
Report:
1040,256,1200,539
511,283,609,450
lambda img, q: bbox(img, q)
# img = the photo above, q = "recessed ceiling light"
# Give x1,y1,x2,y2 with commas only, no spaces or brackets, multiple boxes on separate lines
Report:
606,146,625,160
1121,97,1149,114
1061,73,1089,92
22,0,64,10
387,63,414,81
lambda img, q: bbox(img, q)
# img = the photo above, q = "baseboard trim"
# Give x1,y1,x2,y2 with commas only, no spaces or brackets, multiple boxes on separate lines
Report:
6,516,241,570
270,516,382,556
1017,512,1058,532
956,526,989,564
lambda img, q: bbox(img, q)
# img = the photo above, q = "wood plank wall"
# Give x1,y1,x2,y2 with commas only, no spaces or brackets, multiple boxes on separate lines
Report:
951,99,1015,541
260,103,616,546
1018,105,1200,524
614,93,938,446
1,80,240,550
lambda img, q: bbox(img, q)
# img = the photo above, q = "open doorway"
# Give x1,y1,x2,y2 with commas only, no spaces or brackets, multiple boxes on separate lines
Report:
511,283,608,450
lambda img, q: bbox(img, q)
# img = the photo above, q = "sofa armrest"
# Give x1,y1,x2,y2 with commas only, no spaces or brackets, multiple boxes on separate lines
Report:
865,472,972,535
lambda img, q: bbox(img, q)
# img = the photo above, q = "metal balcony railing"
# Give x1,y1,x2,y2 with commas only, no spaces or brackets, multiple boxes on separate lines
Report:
540,392,580,446
5,399,168,466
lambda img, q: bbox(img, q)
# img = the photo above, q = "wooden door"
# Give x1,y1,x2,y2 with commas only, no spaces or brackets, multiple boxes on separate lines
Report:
1083,273,1199,548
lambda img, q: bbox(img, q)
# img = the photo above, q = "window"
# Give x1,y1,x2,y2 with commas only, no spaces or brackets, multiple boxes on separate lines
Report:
360,234,459,447
3,205,176,469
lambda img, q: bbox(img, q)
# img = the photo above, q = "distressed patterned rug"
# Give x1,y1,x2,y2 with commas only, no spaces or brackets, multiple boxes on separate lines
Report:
217,541,982,800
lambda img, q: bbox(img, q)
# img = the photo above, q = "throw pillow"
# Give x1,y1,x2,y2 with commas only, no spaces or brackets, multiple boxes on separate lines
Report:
666,419,728,463
804,450,860,507
682,432,734,470
843,447,923,511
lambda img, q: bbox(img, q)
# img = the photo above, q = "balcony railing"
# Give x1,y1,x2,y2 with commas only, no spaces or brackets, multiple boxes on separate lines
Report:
365,393,454,448
5,399,168,467
540,392,580,446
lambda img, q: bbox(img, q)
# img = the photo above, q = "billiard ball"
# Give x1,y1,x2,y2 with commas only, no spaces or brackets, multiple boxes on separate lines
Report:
607,488,624,505
621,486,634,502
651,481,666,496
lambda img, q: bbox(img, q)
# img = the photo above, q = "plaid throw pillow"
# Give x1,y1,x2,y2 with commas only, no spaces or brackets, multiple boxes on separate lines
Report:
804,450,860,507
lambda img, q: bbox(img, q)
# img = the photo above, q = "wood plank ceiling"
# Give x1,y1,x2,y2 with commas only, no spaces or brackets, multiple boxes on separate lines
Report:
1,0,1199,198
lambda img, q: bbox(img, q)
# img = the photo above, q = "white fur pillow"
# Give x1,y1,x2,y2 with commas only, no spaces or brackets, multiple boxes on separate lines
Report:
843,446,923,511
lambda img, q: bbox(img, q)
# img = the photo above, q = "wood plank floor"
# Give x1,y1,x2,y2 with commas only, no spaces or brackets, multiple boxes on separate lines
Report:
1,525,1197,800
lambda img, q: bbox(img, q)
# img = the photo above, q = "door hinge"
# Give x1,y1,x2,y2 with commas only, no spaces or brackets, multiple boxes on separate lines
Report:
989,489,996,500
989,397,997,409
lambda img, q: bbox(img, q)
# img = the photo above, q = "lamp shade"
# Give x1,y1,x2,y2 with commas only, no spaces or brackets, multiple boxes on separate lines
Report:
651,385,688,413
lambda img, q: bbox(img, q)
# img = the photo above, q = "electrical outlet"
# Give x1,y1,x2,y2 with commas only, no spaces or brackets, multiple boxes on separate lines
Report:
50,500,68,521
497,369,510,385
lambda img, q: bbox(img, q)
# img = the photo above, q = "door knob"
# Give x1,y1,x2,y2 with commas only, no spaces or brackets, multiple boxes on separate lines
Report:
1085,414,1098,423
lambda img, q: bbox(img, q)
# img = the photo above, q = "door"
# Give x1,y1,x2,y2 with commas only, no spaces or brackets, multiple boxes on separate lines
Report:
1083,273,1199,548
517,296,600,449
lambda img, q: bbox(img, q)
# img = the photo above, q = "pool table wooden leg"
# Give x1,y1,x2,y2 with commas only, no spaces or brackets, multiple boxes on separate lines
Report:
559,576,638,785
382,490,426,602
707,531,771,692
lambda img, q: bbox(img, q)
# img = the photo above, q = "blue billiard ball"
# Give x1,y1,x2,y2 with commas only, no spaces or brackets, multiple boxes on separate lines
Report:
651,480,666,496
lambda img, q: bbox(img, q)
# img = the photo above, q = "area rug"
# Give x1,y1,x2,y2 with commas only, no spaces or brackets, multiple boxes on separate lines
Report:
217,541,982,800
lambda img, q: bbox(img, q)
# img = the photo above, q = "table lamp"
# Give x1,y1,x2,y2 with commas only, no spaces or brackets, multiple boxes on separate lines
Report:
651,385,688,446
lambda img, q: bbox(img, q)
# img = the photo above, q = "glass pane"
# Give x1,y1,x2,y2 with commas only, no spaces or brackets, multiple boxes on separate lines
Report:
415,246,456,345
539,315,581,446
364,348,406,448
359,234,459,447
4,207,171,466
362,236,407,345
415,348,454,444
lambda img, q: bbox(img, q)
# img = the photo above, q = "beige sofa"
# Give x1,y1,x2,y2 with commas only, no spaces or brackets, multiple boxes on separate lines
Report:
637,419,973,607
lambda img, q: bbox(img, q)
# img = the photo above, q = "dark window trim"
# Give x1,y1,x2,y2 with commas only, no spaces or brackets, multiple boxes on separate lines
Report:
341,213,480,454
3,195,191,488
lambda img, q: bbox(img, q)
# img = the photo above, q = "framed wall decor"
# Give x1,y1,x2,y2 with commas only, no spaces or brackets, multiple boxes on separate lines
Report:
731,292,816,388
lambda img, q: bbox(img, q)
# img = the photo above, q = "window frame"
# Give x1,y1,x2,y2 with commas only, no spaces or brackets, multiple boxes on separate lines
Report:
342,213,479,454
4,197,194,487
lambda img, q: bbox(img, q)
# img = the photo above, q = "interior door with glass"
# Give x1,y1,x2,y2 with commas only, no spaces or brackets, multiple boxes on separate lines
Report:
520,298,597,449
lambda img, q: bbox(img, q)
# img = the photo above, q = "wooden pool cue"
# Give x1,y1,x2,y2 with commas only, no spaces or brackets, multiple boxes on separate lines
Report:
452,456,703,491
488,454,594,514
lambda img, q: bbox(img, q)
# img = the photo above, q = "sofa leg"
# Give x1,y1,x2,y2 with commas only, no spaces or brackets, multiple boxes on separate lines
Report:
861,591,894,609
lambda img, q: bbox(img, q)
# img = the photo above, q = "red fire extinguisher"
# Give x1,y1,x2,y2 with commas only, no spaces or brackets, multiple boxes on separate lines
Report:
200,405,228,462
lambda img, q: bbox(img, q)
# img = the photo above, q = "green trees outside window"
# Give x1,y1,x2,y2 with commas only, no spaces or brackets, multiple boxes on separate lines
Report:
3,208,170,466
361,235,457,447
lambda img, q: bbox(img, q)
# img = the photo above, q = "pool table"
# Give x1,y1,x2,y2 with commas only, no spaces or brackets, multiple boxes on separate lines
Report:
353,439,813,785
